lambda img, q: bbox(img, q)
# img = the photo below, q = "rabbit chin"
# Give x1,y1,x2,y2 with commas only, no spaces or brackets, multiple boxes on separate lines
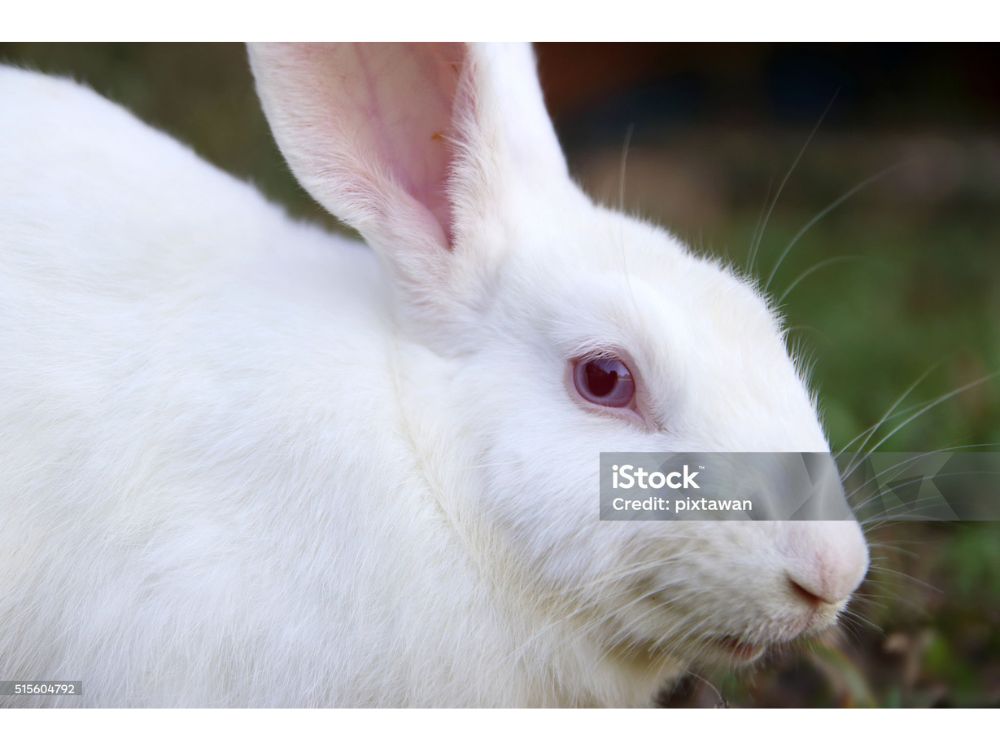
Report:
618,599,847,677
599,617,833,681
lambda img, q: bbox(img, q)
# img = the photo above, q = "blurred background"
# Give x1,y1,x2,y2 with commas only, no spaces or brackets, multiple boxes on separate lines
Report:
1,42,997,707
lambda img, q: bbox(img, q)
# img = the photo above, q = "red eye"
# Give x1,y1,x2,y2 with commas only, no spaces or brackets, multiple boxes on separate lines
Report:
572,356,636,408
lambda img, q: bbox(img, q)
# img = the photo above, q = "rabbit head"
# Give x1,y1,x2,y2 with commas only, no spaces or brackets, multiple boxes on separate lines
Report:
249,43,868,679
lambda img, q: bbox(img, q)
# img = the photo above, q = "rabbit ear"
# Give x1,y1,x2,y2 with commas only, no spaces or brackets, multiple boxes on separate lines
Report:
249,43,567,278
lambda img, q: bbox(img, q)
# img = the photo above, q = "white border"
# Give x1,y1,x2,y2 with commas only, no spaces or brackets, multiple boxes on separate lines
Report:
2,0,999,41
2,707,994,748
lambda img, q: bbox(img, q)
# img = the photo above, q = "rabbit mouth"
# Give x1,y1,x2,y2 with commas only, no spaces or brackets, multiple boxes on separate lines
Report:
700,612,841,666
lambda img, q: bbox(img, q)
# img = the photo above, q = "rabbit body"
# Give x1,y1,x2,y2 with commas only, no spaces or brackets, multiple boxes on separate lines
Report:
0,64,662,707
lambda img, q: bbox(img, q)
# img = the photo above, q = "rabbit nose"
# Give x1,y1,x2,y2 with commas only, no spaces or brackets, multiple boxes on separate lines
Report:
787,576,831,606
783,521,869,606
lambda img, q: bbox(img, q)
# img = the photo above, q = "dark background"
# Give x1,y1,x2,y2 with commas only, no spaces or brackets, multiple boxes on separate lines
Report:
1,42,997,707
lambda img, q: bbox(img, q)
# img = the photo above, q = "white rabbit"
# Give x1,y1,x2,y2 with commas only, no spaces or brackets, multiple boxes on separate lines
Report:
0,43,868,707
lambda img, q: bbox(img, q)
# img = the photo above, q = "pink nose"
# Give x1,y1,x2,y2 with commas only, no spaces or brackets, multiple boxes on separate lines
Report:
784,521,869,605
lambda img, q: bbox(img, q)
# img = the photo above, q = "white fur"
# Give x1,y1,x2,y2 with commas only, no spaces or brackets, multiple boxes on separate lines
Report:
0,45,868,707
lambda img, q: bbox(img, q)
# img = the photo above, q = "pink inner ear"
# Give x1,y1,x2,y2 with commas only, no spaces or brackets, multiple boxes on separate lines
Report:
352,43,466,249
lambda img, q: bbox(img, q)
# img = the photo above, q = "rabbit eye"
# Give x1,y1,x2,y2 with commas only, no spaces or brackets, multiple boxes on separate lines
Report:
572,356,635,409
